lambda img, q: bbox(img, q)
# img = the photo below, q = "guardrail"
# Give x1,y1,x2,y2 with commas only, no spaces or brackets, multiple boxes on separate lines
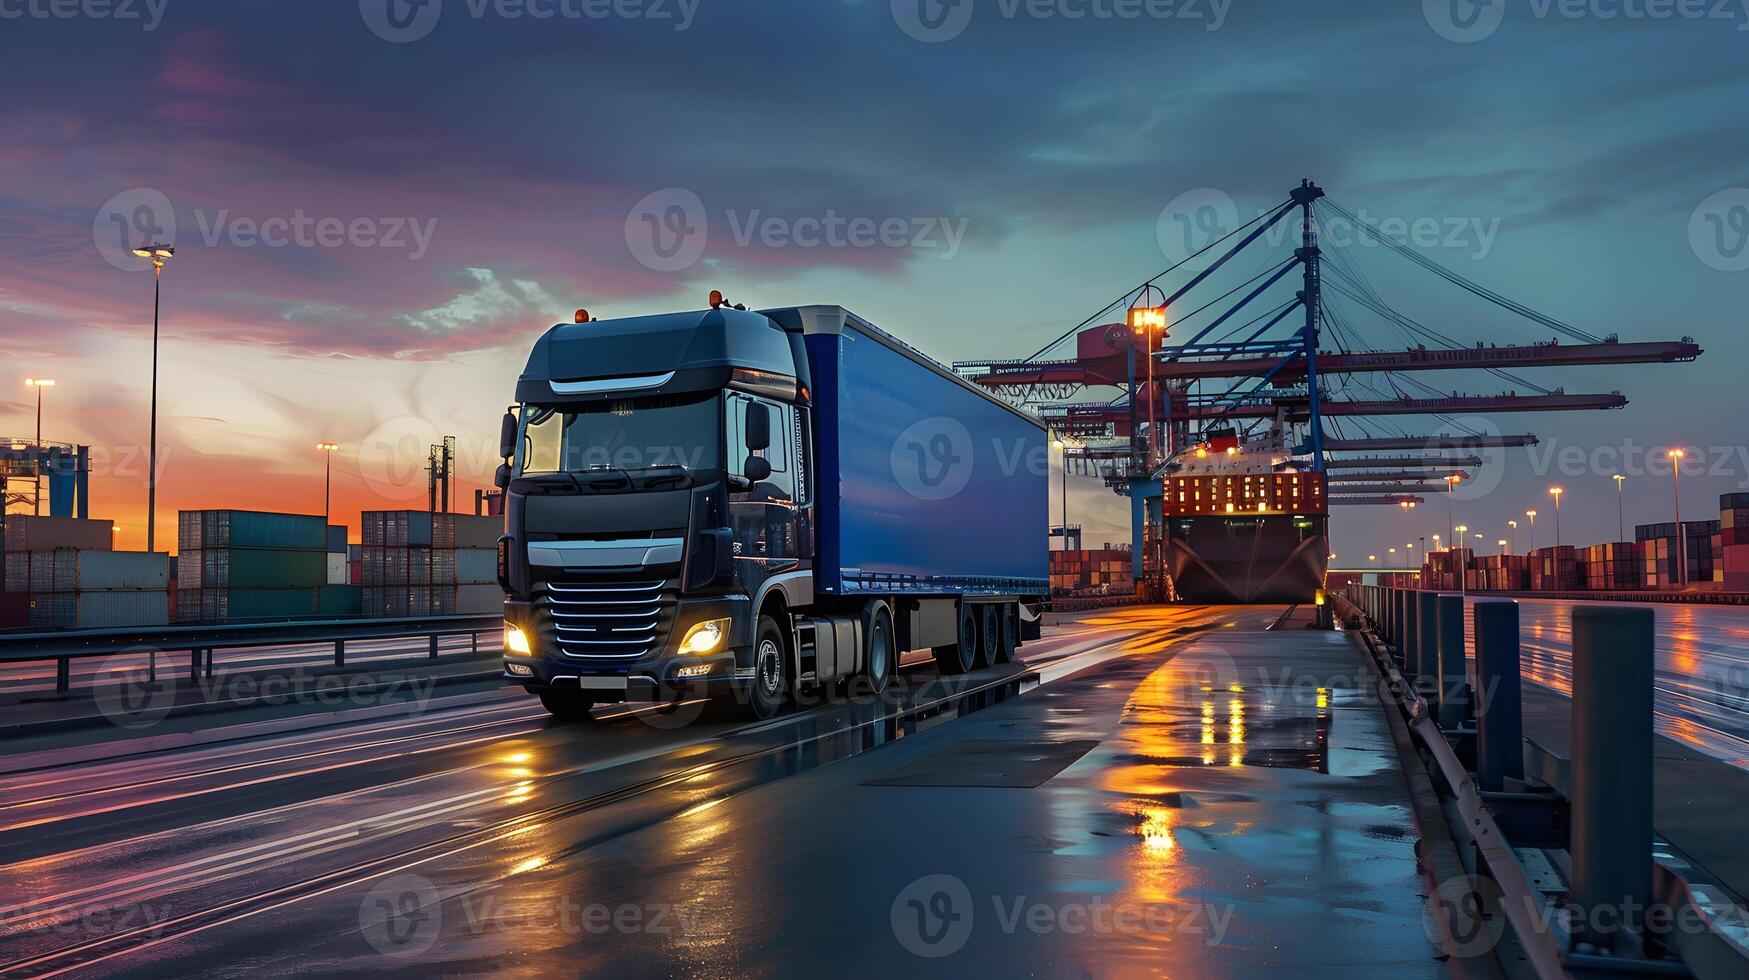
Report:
0,615,504,695
1336,584,1749,978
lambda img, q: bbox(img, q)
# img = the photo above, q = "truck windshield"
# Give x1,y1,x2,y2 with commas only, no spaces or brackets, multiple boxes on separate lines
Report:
519,393,721,478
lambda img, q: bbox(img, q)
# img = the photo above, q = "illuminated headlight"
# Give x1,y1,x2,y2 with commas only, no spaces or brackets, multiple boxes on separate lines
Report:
504,625,532,655
678,618,731,656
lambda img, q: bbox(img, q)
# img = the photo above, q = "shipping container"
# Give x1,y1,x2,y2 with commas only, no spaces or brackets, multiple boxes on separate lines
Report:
455,548,497,584
173,587,318,623
177,548,328,589
2,515,115,553
315,584,363,616
178,510,327,551
452,514,503,549
0,591,27,628
326,552,348,585
327,525,349,554
24,590,168,629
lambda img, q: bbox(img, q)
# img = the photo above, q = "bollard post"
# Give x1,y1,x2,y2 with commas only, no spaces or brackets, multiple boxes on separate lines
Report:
1414,592,1440,699
1472,599,1522,791
191,648,202,681
335,638,346,668
1401,590,1419,671
430,634,440,659
56,656,70,695
1435,593,1469,729
1570,605,1654,951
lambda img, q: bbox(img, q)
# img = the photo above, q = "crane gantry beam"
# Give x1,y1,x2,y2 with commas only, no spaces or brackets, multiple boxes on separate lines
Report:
1322,455,1484,469
1321,435,1539,452
1042,392,1626,430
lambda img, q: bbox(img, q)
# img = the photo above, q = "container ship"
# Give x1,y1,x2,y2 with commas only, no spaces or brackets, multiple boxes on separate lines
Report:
1153,427,1328,604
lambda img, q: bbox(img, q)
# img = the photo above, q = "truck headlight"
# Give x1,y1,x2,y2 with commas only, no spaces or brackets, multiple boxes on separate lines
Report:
505,624,532,655
678,618,731,656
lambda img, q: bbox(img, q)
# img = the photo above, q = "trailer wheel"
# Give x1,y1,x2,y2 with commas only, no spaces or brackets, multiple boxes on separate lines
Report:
859,601,896,696
538,689,595,722
932,602,976,675
993,604,1017,665
975,603,999,669
747,615,789,720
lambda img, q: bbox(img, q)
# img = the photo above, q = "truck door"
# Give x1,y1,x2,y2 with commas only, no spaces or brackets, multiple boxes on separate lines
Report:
727,395,805,569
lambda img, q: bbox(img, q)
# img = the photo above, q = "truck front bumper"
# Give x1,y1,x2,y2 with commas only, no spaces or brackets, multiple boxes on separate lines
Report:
500,594,751,703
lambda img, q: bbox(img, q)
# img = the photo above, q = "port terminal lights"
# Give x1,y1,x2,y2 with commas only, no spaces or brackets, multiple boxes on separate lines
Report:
1125,290,1168,583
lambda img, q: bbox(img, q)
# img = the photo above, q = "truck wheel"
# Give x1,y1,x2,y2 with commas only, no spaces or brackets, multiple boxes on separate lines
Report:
538,689,595,721
747,615,789,720
975,603,999,669
860,601,896,696
993,604,1017,665
932,602,976,675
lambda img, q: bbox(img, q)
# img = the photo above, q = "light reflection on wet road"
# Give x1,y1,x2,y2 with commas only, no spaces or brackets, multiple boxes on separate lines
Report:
1464,597,1749,767
0,605,1442,977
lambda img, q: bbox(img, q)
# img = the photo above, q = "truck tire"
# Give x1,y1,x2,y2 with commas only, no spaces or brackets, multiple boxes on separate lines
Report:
975,603,999,669
747,614,789,720
860,601,896,696
993,603,1017,665
932,602,976,675
538,689,595,721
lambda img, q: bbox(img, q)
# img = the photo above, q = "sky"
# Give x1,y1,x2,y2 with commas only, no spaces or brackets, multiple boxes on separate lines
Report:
0,0,1745,557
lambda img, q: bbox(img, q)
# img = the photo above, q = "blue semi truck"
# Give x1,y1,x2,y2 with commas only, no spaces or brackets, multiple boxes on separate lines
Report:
493,300,1049,720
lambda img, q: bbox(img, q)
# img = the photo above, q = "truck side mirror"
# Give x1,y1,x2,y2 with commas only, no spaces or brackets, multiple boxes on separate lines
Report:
499,411,518,460
744,402,771,451
743,456,772,483
494,462,511,490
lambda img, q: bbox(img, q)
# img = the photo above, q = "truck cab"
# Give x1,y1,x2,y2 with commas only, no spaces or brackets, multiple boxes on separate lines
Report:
496,301,1046,721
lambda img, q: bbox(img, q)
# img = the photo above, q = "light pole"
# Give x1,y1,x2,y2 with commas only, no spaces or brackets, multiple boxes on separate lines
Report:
1128,295,1168,469
1613,474,1626,542
1508,520,1518,555
1498,539,1508,556
1525,510,1537,552
1456,523,1470,594
316,443,340,527
130,243,175,553
1668,448,1686,588
1444,474,1461,552
1548,487,1564,547
23,378,54,515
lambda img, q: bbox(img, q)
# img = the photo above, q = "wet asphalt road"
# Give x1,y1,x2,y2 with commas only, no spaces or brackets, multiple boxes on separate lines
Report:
0,605,1439,978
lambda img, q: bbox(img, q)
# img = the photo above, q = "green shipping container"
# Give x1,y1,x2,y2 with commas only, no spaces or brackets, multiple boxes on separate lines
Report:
179,510,327,551
181,548,328,588
316,585,363,616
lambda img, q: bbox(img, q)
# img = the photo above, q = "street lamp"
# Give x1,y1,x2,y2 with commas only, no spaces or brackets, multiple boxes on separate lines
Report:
1613,474,1626,543
1508,519,1518,555
1128,291,1168,468
1456,523,1470,595
1525,510,1537,552
130,243,175,553
1052,435,1077,551
1548,487,1564,547
316,442,340,527
1668,448,1686,588
1444,474,1461,552
23,378,55,515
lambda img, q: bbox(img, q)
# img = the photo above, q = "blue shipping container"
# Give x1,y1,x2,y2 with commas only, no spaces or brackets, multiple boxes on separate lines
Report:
327,525,348,553
803,314,1047,596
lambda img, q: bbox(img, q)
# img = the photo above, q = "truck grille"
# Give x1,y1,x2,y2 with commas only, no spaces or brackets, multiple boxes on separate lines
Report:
540,580,672,660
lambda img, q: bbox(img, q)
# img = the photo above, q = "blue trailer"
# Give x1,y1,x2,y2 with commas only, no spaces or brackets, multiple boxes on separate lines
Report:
495,300,1048,721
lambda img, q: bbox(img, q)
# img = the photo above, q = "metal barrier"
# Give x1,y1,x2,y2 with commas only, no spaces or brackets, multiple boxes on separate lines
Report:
0,615,503,695
1334,583,1749,978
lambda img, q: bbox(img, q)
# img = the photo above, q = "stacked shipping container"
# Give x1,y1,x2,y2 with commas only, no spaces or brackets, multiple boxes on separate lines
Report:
177,510,328,622
1635,520,1718,589
361,512,503,617
1577,542,1637,591
1529,546,1579,591
1049,546,1134,596
1,515,169,628
1723,493,1749,592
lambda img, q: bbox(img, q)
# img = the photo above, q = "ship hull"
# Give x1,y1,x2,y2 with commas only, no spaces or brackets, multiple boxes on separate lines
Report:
1163,514,1328,604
